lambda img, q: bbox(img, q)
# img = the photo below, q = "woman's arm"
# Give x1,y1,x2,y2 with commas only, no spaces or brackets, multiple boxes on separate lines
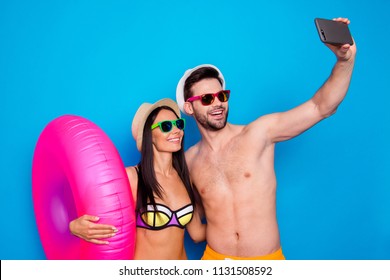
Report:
186,208,206,243
69,166,138,244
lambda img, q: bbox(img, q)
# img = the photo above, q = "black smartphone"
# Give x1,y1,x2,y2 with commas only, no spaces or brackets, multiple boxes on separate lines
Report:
314,18,354,45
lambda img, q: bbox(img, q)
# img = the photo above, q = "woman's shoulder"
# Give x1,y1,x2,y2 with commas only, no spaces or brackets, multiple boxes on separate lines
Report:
125,166,138,202
125,165,139,181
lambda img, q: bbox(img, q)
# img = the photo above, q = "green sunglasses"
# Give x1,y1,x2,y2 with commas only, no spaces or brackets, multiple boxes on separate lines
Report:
151,118,186,133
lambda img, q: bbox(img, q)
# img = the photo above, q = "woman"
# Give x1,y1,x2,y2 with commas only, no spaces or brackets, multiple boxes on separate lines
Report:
69,98,205,259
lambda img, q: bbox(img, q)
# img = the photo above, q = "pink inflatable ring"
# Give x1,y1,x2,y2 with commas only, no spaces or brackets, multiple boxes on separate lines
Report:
32,115,135,259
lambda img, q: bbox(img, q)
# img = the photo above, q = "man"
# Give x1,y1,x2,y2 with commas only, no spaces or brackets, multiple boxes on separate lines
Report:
176,18,356,260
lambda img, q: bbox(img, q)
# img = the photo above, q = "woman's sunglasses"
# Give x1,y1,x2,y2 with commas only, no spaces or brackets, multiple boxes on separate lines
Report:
186,90,230,106
151,118,186,133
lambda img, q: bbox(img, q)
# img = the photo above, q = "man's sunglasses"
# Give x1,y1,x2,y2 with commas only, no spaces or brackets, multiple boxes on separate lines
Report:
186,90,230,106
151,118,186,133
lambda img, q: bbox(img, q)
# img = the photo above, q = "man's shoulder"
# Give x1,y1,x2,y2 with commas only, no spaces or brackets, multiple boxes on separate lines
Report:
184,142,200,164
243,113,278,132
185,143,199,155
230,115,277,146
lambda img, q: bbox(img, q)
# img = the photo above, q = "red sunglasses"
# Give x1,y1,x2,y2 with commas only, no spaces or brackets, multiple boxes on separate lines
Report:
186,90,230,106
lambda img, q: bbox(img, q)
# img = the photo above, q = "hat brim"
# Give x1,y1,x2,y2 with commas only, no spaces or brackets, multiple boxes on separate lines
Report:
176,64,225,115
131,98,181,151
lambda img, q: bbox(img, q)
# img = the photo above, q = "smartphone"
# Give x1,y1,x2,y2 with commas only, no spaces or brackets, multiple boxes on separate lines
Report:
314,18,354,45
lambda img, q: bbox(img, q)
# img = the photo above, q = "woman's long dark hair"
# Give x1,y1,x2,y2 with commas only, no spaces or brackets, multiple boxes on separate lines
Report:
136,106,195,212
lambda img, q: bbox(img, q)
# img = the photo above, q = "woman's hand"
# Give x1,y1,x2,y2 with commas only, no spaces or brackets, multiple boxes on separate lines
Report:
69,215,117,245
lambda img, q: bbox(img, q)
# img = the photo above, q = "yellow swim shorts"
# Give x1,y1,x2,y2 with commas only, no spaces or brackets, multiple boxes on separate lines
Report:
201,245,285,260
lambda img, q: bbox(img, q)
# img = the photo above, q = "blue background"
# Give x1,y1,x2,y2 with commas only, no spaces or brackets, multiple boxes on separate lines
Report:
1,0,389,260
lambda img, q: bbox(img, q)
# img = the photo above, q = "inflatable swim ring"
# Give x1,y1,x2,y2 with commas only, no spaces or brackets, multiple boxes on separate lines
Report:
32,115,135,259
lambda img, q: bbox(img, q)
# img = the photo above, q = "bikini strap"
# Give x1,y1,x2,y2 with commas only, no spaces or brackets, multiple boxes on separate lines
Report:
135,164,143,212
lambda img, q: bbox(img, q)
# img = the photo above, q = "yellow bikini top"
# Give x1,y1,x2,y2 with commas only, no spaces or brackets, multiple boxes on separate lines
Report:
136,203,193,230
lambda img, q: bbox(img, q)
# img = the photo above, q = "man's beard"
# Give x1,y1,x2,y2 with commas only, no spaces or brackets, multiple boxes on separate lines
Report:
194,107,228,131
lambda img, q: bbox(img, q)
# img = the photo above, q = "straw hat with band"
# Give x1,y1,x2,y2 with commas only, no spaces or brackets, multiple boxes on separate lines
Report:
176,64,225,115
132,98,181,151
